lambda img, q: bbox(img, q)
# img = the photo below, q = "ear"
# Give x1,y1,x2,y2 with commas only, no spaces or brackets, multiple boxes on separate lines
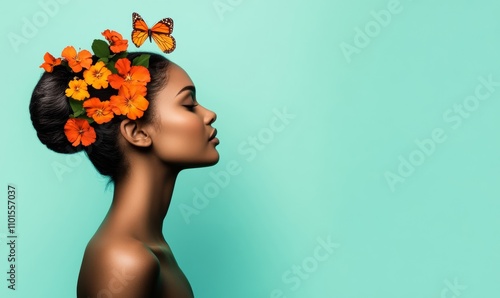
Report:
119,119,152,148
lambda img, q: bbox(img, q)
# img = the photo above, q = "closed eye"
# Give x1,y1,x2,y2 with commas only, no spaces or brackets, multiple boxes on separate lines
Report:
183,104,198,112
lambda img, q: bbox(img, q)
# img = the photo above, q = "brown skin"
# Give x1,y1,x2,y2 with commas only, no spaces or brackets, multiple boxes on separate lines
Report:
76,62,219,298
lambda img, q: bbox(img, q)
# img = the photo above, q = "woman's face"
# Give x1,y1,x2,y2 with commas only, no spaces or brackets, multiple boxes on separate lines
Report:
146,62,219,168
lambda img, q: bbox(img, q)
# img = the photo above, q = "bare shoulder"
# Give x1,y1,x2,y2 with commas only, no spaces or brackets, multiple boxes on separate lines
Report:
77,236,160,298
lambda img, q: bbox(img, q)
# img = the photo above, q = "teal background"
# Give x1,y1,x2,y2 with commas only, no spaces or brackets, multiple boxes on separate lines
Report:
1,0,500,297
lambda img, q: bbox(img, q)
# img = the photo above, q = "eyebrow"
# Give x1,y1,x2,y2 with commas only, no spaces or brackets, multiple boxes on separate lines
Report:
176,85,196,97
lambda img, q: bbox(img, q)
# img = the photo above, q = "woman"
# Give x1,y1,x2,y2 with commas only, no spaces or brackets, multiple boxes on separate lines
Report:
30,30,219,297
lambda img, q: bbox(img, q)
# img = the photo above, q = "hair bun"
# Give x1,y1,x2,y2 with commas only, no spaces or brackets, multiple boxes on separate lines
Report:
29,66,84,154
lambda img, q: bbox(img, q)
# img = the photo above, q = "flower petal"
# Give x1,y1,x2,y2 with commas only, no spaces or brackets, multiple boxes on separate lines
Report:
40,52,61,72
65,79,90,100
83,98,114,124
114,58,131,76
64,118,96,147
102,29,128,53
108,74,125,90
78,50,93,70
129,66,151,85
61,46,77,61
83,61,111,89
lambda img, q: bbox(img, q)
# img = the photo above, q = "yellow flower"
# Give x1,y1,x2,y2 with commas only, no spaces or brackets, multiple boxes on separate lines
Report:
65,78,90,101
83,61,111,89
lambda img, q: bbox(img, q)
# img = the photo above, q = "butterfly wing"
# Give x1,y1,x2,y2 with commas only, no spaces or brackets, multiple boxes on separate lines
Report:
131,12,150,48
150,18,176,54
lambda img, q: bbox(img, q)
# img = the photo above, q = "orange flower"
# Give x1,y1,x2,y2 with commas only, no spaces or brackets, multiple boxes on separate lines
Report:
39,52,61,72
108,58,151,90
110,85,149,120
64,118,96,147
61,46,92,72
65,78,90,101
102,29,128,53
83,61,111,89
83,98,114,124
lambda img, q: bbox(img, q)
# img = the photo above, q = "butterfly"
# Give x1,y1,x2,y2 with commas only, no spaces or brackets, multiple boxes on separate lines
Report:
131,12,176,54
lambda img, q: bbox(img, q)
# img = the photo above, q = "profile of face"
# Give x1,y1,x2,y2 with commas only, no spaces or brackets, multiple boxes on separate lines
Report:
139,62,220,169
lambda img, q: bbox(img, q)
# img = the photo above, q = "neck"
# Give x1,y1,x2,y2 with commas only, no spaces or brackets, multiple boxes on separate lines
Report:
103,158,180,244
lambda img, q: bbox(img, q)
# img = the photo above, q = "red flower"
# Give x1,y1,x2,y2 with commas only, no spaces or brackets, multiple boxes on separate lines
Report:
61,46,92,73
40,52,61,72
108,58,151,90
83,98,114,124
110,85,149,120
102,29,128,53
64,118,96,146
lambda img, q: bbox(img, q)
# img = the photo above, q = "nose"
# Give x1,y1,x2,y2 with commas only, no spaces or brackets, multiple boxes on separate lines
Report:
205,107,217,125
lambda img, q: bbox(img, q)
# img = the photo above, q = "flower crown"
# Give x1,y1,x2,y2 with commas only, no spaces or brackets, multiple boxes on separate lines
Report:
39,29,152,147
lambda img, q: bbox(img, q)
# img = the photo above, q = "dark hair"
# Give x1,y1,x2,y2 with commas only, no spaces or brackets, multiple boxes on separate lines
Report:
29,52,170,183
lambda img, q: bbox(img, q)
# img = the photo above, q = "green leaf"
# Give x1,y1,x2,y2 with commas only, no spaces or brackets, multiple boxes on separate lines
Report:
132,54,150,68
98,57,109,63
92,39,110,58
111,51,128,61
107,61,117,74
80,115,94,124
69,98,84,117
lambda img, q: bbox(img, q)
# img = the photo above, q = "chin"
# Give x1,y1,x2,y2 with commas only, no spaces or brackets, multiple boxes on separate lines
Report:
208,153,220,166
180,153,220,170
200,153,220,167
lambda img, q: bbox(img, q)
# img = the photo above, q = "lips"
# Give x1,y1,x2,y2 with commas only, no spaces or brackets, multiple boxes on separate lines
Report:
209,128,217,141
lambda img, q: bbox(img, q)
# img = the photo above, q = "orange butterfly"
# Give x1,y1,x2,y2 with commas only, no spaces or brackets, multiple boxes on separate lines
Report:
131,12,176,54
